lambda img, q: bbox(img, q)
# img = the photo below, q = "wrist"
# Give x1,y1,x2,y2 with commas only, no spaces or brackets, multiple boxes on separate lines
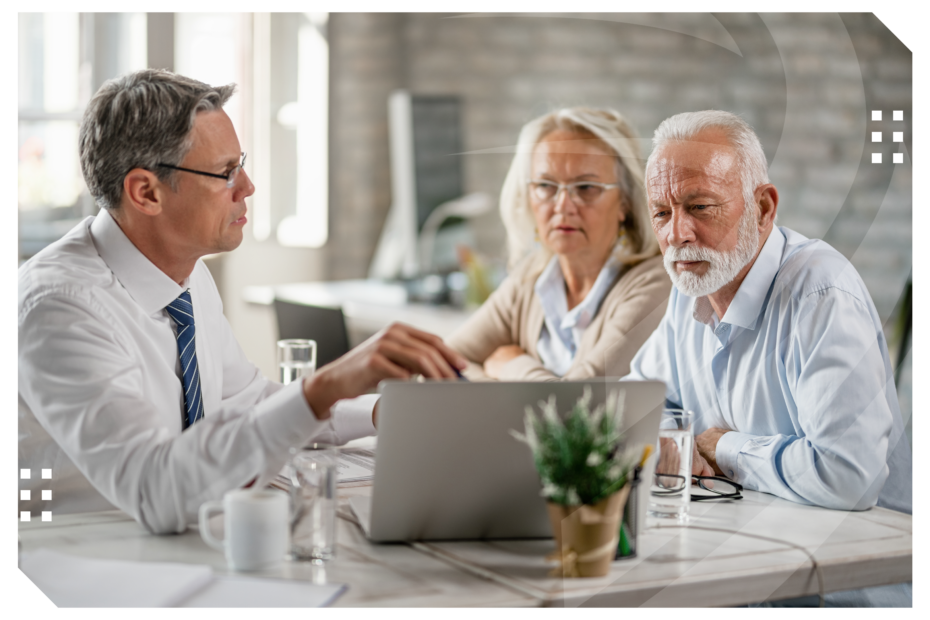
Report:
302,370,339,420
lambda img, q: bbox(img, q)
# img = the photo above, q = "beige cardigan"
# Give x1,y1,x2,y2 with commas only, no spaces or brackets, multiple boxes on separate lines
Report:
446,254,671,381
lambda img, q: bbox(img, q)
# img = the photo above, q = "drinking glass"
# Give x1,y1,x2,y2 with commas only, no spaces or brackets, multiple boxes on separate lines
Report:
277,339,317,385
648,409,694,523
288,444,338,562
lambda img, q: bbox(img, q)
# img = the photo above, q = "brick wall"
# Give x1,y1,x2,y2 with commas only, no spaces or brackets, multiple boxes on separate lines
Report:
326,12,911,428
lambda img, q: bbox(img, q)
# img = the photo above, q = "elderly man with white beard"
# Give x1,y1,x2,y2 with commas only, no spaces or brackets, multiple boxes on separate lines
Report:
623,111,911,606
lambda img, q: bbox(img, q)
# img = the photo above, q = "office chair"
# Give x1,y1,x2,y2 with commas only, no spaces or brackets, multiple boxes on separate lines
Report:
273,299,351,368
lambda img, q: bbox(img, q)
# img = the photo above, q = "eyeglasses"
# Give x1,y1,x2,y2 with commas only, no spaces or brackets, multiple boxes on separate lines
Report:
651,474,743,501
157,152,247,189
527,180,619,205
691,475,743,501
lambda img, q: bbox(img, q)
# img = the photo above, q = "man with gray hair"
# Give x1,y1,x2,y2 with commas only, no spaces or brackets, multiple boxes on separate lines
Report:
624,110,911,605
18,69,466,534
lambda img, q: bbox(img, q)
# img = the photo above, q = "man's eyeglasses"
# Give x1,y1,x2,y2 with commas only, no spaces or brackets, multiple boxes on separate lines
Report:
157,152,247,189
653,474,743,501
691,475,743,501
527,180,618,205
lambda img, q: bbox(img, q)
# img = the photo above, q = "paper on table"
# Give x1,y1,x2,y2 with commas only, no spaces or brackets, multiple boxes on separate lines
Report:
179,575,345,607
20,548,213,607
337,447,376,482
273,447,376,490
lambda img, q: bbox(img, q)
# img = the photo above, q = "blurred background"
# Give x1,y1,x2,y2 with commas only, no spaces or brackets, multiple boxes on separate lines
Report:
18,13,911,440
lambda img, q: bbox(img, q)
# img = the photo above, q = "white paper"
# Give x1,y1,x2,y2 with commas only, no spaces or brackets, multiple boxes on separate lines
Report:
179,575,346,608
336,447,375,482
20,548,213,607
274,447,376,489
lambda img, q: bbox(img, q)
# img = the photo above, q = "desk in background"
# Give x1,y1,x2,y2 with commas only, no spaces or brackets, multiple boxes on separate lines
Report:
19,484,911,607
244,279,475,346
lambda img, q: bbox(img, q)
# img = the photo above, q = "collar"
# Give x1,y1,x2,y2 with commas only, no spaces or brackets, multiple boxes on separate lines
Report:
535,253,622,331
535,255,569,324
90,209,188,315
691,227,786,330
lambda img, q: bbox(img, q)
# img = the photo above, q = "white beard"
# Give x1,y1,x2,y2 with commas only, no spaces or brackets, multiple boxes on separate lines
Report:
663,205,760,298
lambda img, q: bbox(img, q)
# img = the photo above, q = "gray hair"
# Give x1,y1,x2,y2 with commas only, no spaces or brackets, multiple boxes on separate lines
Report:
645,110,769,213
499,107,659,274
79,69,236,211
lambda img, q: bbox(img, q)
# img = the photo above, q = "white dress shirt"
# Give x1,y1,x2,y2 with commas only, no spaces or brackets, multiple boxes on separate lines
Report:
19,210,376,533
535,254,621,376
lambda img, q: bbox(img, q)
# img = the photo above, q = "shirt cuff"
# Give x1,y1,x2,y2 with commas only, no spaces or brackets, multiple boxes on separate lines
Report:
715,431,754,481
252,379,325,450
330,394,378,443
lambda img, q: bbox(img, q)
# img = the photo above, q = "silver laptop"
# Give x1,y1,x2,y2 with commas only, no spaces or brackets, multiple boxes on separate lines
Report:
349,380,666,542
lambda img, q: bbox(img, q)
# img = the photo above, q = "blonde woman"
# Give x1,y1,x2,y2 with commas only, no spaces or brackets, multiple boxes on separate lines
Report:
447,107,671,380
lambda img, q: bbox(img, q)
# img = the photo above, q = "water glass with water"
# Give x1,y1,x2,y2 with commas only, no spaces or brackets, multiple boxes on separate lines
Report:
277,339,317,385
648,409,694,523
288,444,338,562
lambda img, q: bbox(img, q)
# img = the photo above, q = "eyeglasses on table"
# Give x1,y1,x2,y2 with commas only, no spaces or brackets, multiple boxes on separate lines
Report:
652,474,743,501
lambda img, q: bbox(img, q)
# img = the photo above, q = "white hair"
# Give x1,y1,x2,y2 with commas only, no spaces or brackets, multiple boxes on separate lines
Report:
645,110,770,214
499,107,660,274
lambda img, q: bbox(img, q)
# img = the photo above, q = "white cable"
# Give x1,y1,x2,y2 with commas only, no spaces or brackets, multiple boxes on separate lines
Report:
664,524,825,607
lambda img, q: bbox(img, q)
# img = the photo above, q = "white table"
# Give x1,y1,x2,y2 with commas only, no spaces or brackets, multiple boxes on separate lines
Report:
18,484,911,607
243,279,474,342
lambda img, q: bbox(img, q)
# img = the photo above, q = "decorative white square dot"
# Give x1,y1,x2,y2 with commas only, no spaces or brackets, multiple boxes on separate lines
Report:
893,132,903,142
872,110,882,121
872,153,882,164
42,511,52,522
42,490,52,501
20,511,30,522
893,153,903,164
42,469,52,479
20,469,31,479
893,110,903,121
20,490,31,501
871,132,881,142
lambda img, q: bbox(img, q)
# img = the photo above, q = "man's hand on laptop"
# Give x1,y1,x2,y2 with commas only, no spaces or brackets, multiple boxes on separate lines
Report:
301,323,468,420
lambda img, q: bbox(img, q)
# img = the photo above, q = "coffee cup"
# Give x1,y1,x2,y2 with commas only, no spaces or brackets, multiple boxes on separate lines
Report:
199,489,289,571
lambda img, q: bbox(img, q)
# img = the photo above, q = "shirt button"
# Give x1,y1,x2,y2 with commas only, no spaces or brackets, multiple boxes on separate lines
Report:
728,469,734,477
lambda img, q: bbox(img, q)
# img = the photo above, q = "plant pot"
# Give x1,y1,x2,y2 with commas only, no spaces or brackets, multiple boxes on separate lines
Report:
546,484,631,578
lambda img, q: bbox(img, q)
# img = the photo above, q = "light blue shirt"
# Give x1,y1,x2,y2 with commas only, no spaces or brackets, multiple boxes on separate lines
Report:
626,226,911,513
535,254,621,376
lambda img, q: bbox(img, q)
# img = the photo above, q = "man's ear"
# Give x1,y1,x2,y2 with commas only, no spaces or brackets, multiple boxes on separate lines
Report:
122,168,167,217
755,184,779,229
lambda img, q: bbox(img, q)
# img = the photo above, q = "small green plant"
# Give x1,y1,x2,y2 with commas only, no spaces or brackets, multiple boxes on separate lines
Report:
510,387,640,506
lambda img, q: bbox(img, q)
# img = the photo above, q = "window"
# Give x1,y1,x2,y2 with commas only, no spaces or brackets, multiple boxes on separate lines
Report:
252,13,329,247
17,13,147,262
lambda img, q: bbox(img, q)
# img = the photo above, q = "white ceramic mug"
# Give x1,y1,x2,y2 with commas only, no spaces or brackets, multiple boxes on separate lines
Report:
199,489,289,571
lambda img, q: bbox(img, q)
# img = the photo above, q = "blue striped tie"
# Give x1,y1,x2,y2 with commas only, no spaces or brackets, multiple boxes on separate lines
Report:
166,290,204,429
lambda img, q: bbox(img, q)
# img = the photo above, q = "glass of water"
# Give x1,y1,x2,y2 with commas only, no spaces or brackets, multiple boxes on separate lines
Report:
648,409,694,523
277,339,317,385
288,444,338,562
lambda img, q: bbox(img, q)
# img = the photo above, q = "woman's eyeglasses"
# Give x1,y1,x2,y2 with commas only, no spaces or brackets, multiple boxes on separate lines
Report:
527,180,618,205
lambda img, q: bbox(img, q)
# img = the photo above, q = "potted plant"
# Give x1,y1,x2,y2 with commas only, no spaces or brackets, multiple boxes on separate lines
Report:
511,387,641,578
